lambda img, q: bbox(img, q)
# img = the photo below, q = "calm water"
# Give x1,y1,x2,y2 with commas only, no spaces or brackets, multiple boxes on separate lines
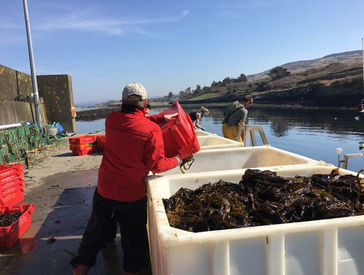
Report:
76,106,364,172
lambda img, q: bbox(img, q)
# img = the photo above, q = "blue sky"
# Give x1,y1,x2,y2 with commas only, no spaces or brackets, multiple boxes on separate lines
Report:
1,0,364,104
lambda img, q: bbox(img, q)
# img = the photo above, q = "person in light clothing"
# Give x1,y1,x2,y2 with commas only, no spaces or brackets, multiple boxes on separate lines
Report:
222,95,253,142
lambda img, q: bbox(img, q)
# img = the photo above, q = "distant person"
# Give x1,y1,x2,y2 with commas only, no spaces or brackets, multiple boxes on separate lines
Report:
188,106,209,131
71,82,182,275
222,95,253,142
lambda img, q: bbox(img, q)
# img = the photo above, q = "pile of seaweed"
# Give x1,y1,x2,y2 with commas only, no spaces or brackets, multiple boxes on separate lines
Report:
163,169,364,232
0,211,24,227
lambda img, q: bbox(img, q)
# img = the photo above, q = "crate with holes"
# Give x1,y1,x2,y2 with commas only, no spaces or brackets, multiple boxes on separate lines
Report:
0,164,34,249
69,135,101,156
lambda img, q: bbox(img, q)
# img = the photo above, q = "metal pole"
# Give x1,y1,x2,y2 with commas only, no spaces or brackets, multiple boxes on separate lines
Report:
23,0,43,129
343,152,364,170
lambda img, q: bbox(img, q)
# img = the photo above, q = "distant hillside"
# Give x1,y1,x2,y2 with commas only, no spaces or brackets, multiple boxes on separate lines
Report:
85,50,364,109
178,50,364,108
247,50,362,81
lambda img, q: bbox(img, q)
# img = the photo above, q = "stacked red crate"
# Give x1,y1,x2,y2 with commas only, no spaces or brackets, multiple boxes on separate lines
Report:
69,135,98,156
69,135,106,155
0,164,34,249
0,164,25,207
96,135,106,153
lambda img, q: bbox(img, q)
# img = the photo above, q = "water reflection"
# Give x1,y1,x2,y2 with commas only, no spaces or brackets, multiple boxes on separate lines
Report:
250,107,364,137
184,106,364,138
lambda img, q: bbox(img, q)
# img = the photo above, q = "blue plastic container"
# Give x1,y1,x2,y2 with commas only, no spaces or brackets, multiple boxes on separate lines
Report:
55,122,64,133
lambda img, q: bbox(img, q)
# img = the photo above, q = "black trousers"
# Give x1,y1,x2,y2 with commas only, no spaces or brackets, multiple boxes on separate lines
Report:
71,189,149,273
105,214,117,241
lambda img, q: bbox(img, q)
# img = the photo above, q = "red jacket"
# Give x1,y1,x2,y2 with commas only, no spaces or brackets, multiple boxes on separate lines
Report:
97,109,178,202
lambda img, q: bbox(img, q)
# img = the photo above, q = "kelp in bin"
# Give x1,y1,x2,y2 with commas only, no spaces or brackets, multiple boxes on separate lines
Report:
0,211,23,227
162,169,364,232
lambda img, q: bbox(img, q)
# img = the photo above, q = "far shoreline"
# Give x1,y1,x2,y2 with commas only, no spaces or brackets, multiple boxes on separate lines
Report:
76,101,358,121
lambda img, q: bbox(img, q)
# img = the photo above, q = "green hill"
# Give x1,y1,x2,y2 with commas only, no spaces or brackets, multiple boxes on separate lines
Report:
178,51,364,108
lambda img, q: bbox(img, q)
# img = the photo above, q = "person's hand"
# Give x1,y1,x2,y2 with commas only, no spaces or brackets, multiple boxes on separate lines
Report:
174,155,182,165
164,113,178,121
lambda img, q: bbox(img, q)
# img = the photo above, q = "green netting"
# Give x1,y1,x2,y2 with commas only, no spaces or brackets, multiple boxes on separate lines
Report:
1,144,9,155
17,127,26,138
0,123,59,164
0,132,5,143
6,131,18,145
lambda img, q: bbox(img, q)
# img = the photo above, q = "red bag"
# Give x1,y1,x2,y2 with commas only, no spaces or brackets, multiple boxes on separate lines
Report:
159,102,200,159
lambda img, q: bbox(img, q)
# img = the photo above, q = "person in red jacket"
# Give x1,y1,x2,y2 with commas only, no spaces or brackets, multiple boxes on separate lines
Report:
72,82,182,275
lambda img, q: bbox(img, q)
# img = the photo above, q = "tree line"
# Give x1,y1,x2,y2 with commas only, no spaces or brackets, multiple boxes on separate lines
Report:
169,66,290,100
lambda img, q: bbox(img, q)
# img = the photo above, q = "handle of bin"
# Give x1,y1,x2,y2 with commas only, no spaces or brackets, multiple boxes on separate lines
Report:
12,180,25,192
17,180,25,192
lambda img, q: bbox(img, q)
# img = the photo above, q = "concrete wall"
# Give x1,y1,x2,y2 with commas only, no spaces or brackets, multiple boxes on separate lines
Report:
0,101,35,123
0,64,76,133
37,75,76,133
0,64,19,101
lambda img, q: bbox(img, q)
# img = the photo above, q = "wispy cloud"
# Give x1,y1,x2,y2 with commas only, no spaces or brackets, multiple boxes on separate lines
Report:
34,8,190,36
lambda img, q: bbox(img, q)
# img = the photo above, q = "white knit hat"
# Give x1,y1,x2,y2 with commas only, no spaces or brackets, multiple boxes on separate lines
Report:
122,82,147,100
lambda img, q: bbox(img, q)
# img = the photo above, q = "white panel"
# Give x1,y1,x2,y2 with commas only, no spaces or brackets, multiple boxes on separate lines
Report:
211,242,229,275
285,232,320,275
266,234,285,275
338,226,364,275
229,238,266,275
320,228,337,275
168,245,211,275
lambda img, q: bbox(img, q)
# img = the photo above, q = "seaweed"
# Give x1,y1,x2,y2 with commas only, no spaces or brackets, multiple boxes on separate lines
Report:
0,211,23,227
163,169,364,232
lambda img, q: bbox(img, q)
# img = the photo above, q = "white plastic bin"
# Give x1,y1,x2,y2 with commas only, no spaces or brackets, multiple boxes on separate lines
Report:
198,135,243,150
195,129,212,136
45,124,58,136
147,165,364,275
161,145,319,175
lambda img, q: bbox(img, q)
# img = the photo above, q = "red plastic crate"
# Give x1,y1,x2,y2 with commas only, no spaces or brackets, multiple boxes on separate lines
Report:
70,145,97,156
0,179,24,196
0,189,24,210
0,180,25,194
70,142,97,150
96,135,106,153
0,172,25,185
0,164,24,183
0,204,34,249
69,135,97,146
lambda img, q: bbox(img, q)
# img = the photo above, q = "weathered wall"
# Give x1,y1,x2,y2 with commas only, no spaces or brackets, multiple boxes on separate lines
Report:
0,101,35,122
0,65,18,101
0,64,76,133
37,75,76,133
17,70,33,95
